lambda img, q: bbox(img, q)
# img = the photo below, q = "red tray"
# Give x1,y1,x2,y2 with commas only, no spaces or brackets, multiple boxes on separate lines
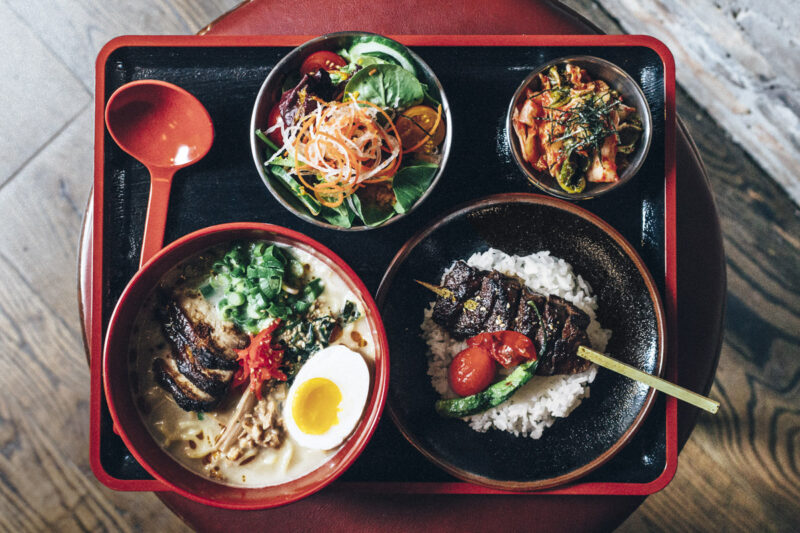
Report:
88,34,677,497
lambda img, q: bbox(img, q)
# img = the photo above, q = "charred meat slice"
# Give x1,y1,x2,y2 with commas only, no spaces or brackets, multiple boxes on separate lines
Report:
483,272,521,332
451,271,506,339
536,296,592,375
160,298,235,394
153,357,221,412
432,261,484,328
514,289,548,354
160,296,240,372
442,269,521,339
155,292,249,411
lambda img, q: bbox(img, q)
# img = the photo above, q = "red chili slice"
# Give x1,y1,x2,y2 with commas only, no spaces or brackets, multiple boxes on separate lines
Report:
234,320,287,397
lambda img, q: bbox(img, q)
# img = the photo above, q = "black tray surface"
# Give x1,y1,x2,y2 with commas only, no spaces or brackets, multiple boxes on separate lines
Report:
100,44,666,485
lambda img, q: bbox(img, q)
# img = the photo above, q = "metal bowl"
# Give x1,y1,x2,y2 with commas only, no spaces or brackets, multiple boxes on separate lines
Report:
506,55,653,200
250,32,452,230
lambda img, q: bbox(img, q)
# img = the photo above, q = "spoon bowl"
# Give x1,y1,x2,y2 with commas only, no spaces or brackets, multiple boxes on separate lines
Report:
105,80,214,266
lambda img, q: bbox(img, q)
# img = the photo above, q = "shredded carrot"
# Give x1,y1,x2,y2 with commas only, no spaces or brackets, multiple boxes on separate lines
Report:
278,98,404,206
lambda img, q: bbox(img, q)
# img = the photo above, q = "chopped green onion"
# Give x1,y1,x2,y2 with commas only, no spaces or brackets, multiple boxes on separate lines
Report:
201,242,327,333
289,259,305,279
302,278,324,302
267,301,291,319
226,292,245,306
199,284,215,299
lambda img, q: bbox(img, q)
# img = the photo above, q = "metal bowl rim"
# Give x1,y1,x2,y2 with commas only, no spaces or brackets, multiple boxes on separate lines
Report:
249,31,453,231
505,54,653,201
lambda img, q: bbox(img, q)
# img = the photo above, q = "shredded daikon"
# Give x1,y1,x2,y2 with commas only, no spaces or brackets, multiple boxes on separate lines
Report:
268,98,403,208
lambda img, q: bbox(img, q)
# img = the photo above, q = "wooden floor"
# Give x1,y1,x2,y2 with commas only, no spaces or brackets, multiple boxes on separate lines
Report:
0,1,796,531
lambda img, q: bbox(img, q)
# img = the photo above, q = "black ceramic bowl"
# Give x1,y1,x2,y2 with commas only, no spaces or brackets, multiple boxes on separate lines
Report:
376,194,665,490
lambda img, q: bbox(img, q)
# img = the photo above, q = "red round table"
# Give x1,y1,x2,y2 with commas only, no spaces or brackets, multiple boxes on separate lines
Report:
80,1,725,530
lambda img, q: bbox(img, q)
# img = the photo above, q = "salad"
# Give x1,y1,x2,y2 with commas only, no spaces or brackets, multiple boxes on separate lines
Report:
255,35,447,228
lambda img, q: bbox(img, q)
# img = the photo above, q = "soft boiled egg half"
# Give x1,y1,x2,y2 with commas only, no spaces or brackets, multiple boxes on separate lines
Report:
283,345,370,450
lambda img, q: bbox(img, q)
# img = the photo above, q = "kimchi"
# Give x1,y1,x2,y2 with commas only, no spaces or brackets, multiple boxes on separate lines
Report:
512,63,642,194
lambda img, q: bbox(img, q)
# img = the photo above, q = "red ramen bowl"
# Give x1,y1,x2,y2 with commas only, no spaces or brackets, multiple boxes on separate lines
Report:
102,222,389,509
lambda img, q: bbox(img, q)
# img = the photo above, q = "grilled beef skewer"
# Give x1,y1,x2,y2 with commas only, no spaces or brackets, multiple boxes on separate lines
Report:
425,261,592,375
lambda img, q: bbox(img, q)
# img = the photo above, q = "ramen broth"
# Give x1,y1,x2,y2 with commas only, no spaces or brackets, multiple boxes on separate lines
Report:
129,243,375,487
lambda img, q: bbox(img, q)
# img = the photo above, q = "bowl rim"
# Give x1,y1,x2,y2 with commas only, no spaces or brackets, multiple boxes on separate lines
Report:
249,31,453,231
102,222,389,509
376,192,666,491
506,55,653,201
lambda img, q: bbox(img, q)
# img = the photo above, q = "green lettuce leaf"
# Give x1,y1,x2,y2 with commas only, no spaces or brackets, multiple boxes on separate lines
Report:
392,163,438,214
349,193,395,227
343,63,424,109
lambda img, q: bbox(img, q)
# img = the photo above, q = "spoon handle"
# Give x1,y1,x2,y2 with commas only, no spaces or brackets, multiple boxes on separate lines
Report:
140,168,174,267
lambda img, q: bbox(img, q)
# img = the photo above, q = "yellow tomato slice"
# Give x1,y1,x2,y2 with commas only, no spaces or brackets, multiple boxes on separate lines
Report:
395,105,446,153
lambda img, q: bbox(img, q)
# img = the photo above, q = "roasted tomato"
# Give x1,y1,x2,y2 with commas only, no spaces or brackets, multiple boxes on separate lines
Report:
395,105,445,153
448,346,497,397
467,331,537,368
300,51,347,75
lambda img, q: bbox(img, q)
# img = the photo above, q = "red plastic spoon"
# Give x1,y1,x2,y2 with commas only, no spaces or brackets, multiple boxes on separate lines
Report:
105,80,214,267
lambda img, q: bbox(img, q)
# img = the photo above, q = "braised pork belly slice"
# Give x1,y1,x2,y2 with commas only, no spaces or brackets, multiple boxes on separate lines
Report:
154,291,250,412
153,357,221,412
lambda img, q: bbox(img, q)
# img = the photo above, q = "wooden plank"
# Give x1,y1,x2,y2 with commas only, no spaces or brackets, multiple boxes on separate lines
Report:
0,2,237,529
563,0,800,205
3,0,241,90
0,107,188,532
0,109,93,325
624,89,800,532
0,1,89,186
559,3,800,531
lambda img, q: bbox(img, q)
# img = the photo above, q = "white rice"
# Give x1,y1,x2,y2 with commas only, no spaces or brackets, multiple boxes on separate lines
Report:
421,248,612,439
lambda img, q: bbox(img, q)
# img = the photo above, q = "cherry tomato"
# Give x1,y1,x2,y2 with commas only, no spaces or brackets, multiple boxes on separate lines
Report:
448,346,497,397
467,331,537,368
395,105,446,153
266,102,283,145
300,51,347,75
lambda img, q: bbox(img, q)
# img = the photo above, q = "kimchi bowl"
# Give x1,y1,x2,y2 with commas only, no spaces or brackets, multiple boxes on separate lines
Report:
506,56,652,200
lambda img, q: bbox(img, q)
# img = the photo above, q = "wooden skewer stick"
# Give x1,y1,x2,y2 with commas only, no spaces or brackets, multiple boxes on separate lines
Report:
577,346,719,414
415,280,478,310
415,279,719,414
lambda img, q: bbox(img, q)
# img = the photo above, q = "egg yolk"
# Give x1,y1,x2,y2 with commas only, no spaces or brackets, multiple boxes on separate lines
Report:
291,377,342,435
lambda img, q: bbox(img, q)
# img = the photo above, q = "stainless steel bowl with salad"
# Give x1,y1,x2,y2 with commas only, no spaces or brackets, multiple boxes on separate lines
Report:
251,32,452,230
